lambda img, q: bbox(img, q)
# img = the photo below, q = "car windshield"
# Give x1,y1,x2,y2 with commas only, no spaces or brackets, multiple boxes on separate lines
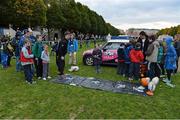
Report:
103,42,121,50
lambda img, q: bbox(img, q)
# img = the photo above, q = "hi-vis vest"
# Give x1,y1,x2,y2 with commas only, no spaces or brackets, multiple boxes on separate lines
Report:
20,48,34,63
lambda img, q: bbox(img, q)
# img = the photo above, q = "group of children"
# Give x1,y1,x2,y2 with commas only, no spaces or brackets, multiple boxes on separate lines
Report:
117,41,144,81
116,34,177,87
20,37,51,84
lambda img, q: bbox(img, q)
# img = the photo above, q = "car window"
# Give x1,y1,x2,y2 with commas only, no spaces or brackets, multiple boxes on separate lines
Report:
104,42,120,50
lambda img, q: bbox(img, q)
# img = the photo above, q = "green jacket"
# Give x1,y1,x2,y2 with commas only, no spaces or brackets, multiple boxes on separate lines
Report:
32,41,43,58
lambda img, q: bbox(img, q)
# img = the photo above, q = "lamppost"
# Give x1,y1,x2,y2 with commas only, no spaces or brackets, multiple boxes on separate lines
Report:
46,2,51,41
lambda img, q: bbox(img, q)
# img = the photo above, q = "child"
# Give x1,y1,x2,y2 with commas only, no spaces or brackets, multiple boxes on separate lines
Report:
117,43,125,76
41,44,51,80
129,42,144,81
20,40,35,84
32,35,43,79
124,42,134,77
163,37,177,87
92,44,102,73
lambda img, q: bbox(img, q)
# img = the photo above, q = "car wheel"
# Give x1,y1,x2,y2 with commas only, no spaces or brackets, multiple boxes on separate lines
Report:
84,56,94,66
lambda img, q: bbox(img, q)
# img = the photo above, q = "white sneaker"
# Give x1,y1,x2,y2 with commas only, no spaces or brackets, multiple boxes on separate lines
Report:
43,78,47,81
138,86,145,90
32,81,36,84
47,76,52,79
38,77,41,80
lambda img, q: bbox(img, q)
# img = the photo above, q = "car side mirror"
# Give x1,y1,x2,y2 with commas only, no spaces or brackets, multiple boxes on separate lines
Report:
103,48,107,51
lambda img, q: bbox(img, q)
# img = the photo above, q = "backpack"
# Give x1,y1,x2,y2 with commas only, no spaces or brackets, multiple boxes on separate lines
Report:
157,46,164,63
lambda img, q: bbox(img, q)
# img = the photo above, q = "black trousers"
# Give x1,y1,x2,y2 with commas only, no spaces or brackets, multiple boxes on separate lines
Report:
34,58,43,77
23,64,33,83
166,69,173,80
56,56,65,75
7,56,11,66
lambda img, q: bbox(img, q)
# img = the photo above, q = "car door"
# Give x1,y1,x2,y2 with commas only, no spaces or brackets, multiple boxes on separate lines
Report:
102,42,120,64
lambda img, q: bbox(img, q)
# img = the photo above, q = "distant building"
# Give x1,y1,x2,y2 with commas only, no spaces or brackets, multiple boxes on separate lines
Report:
0,27,16,38
126,28,160,38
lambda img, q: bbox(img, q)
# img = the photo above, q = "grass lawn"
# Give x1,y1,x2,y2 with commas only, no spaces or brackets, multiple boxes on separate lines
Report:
0,42,179,119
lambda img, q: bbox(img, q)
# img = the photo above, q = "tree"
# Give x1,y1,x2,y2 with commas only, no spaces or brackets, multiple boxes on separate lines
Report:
0,0,46,27
46,0,66,29
0,0,15,26
76,3,91,33
61,0,82,31
14,0,47,27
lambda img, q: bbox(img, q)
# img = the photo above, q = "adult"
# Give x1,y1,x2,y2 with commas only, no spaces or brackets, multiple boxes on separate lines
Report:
67,32,78,65
137,31,149,58
12,31,22,71
0,36,9,68
174,36,180,73
56,31,70,76
85,33,90,48
19,29,31,49
145,35,161,79
32,35,43,79
6,36,14,67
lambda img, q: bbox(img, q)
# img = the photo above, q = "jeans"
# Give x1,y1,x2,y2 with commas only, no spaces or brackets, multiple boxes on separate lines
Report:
124,63,130,77
129,62,140,80
117,62,126,75
147,62,161,79
95,64,101,73
23,64,33,83
43,63,49,78
16,56,22,72
1,52,8,68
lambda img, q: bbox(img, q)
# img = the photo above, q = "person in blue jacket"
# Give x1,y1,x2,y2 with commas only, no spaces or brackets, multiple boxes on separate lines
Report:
11,31,22,72
124,42,134,77
163,37,177,87
67,32,78,65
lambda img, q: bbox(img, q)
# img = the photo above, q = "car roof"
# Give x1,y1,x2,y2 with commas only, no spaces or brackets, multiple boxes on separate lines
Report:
109,35,130,43
108,40,129,43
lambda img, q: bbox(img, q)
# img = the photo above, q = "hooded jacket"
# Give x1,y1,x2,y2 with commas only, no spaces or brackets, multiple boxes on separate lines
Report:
146,40,160,62
129,48,144,63
164,37,177,70
67,39,78,53
32,41,44,58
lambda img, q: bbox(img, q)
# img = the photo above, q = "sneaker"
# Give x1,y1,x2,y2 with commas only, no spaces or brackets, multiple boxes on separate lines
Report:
38,77,41,80
162,78,170,83
59,75,66,79
166,82,175,88
43,78,47,81
47,76,52,79
27,82,32,85
128,77,133,81
32,81,36,84
138,86,145,90
160,75,166,78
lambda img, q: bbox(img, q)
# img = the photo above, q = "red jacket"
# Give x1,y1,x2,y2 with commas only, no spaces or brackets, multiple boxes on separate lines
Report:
20,48,34,63
130,49,144,63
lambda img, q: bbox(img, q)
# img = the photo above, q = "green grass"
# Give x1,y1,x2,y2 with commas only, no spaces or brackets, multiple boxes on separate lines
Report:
0,42,179,119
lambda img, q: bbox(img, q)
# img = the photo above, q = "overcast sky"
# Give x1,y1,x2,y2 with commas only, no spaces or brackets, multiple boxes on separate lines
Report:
75,0,180,30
